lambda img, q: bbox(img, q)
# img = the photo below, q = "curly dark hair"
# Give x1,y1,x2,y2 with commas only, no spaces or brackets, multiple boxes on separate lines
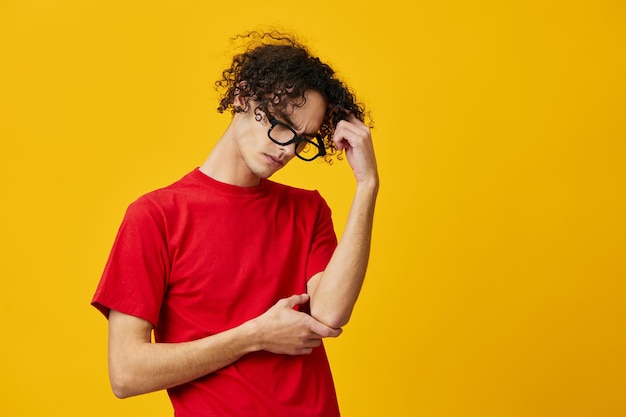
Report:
215,31,370,162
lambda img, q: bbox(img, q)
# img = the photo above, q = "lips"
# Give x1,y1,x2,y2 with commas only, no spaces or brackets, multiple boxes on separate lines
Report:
265,154,285,167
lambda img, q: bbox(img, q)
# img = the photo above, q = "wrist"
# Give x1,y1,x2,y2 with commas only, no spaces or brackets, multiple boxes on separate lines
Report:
239,317,264,353
356,176,379,196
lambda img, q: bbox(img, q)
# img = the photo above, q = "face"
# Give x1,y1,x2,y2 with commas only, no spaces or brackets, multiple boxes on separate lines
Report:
233,89,327,180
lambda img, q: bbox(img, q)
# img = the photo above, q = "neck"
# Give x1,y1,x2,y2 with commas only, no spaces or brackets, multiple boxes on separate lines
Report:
199,122,261,187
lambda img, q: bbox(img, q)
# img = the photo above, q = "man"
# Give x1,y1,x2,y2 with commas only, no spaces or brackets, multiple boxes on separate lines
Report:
92,31,378,417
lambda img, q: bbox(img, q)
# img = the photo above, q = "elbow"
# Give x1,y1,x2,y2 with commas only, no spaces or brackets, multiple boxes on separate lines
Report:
112,387,131,400
307,285,356,329
110,377,132,399
109,367,140,399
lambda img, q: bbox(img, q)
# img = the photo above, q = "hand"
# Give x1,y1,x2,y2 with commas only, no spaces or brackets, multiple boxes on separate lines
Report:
332,114,379,186
250,294,342,355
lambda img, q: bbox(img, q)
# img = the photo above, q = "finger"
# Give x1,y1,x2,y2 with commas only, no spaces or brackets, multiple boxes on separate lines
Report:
315,326,342,338
308,319,343,338
327,327,343,338
284,293,309,309
303,338,322,348
332,124,360,150
335,119,362,135
341,114,368,131
334,120,368,144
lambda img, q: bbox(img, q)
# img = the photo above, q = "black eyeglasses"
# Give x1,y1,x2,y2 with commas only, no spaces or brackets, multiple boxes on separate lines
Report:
267,118,326,161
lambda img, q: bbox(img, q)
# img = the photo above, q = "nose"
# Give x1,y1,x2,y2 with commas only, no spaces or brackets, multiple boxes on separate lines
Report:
279,142,296,158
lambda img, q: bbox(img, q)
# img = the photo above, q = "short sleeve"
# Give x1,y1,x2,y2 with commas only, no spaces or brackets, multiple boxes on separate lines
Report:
305,192,338,281
91,196,170,326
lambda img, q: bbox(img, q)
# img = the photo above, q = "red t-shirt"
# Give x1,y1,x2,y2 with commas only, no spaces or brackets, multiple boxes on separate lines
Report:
92,168,340,417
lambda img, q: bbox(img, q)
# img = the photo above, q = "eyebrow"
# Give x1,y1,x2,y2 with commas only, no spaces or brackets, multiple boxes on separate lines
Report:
282,114,317,137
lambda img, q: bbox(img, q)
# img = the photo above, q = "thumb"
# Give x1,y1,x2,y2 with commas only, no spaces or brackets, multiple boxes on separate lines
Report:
284,293,310,309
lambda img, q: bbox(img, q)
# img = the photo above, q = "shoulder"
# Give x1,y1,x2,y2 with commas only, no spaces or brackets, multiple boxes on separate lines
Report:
136,170,201,205
123,170,200,219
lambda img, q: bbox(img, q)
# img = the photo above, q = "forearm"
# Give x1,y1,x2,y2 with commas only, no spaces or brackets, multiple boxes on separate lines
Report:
309,180,378,328
108,295,341,398
108,312,258,398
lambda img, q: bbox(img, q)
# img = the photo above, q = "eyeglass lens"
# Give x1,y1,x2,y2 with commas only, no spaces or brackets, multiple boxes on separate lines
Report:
269,122,323,160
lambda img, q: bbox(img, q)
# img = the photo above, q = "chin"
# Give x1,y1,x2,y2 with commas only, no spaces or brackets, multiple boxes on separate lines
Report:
253,158,285,179
249,165,278,180
260,168,280,179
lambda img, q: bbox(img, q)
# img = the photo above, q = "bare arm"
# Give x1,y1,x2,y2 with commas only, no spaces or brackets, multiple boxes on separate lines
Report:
308,115,379,329
108,294,341,398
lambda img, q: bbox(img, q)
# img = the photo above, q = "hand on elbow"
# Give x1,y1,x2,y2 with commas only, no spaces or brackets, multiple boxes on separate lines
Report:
250,294,343,355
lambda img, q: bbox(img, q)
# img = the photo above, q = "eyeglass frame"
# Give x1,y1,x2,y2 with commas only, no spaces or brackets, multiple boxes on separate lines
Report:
266,117,327,162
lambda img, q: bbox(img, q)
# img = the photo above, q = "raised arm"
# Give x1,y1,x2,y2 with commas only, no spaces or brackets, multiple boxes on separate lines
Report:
307,114,379,329
107,294,341,398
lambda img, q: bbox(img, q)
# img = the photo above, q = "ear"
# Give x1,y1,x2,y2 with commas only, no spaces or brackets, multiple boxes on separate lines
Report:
233,93,246,108
233,81,254,111
235,81,250,95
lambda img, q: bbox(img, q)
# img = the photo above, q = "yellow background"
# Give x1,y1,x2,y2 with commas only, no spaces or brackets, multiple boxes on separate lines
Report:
1,1,625,416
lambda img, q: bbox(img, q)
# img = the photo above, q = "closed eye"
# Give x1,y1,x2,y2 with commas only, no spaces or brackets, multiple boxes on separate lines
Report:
301,133,320,141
